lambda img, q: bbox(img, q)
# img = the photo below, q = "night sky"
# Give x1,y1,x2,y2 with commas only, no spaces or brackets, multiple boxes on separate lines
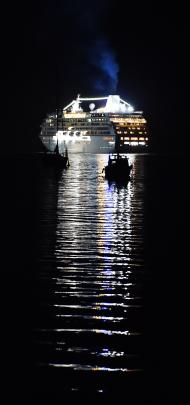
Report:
2,0,185,154
0,3,185,401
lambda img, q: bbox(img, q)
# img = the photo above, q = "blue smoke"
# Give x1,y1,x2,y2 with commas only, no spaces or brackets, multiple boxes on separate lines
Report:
100,50,119,84
88,39,119,94
60,1,120,94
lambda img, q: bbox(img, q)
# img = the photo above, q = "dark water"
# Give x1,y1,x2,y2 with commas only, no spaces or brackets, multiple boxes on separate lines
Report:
1,153,183,403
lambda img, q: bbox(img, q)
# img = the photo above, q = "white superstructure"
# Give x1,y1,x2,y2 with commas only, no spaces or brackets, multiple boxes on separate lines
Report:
40,95,148,153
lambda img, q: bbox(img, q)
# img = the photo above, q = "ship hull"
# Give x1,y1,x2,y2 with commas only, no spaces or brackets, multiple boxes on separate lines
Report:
40,135,116,154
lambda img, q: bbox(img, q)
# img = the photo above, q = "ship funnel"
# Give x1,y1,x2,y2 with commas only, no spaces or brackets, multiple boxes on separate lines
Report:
104,95,128,113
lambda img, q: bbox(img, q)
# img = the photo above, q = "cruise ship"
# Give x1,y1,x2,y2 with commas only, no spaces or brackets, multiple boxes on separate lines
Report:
40,95,148,153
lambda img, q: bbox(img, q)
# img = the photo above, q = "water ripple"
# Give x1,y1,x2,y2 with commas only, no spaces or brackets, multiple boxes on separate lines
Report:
34,154,145,390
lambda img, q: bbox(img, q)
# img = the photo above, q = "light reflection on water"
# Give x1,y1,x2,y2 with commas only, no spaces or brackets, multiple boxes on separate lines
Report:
34,154,145,380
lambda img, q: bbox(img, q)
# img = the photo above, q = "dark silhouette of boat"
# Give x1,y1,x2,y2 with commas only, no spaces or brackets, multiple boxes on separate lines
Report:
43,139,69,168
103,153,132,181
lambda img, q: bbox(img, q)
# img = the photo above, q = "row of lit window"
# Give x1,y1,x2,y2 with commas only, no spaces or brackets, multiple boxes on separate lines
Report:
116,125,145,130
117,128,146,134
112,118,147,124
120,141,146,146
116,125,144,128
63,123,109,127
120,136,148,141
117,131,146,135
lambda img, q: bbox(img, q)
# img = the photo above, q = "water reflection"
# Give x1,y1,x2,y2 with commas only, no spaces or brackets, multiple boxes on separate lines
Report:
39,154,145,373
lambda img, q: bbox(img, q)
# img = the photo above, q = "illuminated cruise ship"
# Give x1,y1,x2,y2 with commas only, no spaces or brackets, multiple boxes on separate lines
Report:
40,95,148,153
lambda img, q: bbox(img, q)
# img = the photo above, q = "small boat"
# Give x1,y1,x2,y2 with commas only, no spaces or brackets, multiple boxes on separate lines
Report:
43,139,69,168
103,153,132,181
